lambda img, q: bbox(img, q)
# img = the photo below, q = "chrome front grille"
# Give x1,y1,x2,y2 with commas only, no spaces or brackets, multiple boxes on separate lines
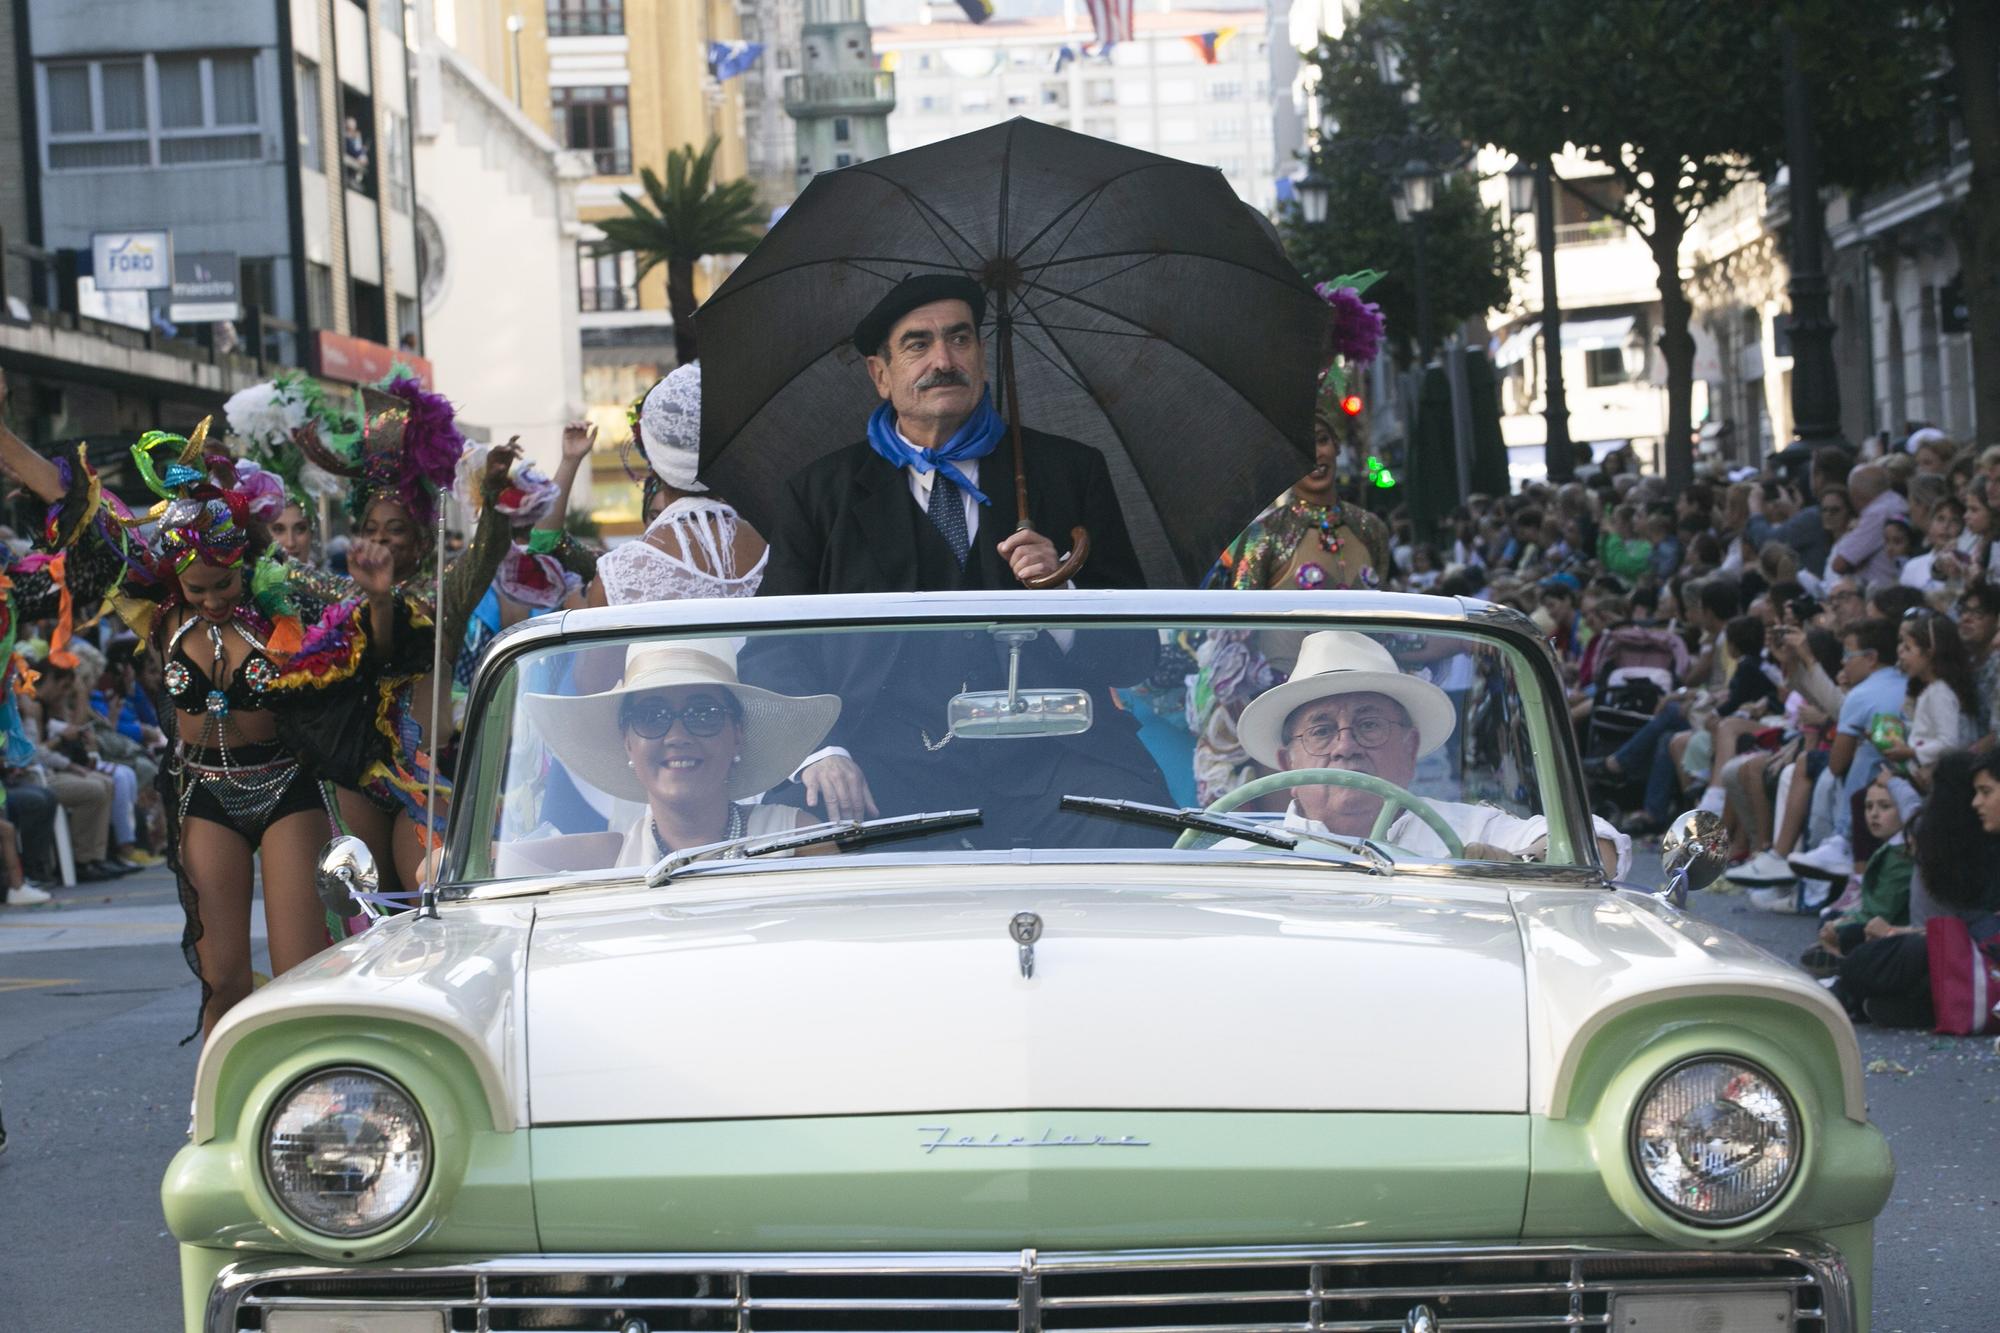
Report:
213,1245,1847,1333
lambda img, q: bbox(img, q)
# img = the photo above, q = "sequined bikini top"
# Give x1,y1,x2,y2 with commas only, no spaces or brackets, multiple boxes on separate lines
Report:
163,614,278,716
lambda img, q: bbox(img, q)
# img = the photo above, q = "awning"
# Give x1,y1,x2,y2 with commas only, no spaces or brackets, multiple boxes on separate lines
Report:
1491,314,1636,367
1563,314,1636,351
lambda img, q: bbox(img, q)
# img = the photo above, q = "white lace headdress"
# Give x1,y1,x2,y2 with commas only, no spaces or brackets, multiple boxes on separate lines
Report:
639,363,706,493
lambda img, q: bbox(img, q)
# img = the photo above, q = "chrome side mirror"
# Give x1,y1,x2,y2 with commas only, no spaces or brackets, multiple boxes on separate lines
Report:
1658,809,1728,907
317,834,383,923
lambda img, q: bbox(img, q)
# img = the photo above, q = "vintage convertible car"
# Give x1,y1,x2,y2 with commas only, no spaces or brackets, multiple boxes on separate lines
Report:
163,591,1894,1333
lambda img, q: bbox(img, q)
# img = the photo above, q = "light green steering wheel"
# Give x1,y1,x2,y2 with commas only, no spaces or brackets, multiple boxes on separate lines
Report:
1172,767,1465,858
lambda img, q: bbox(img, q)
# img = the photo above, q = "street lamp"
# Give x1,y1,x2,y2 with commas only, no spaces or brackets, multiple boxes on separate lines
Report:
1392,160,1437,362
1297,170,1330,227
1507,156,1575,481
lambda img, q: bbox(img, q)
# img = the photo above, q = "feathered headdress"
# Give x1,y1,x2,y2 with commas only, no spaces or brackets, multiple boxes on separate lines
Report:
126,419,257,575
294,374,467,528
220,371,360,507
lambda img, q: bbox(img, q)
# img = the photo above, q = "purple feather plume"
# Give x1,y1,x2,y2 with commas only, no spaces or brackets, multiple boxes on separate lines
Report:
1315,282,1386,367
387,376,466,526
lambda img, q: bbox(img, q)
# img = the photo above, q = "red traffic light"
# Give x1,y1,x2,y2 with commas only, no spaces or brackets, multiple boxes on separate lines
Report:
1339,394,1364,416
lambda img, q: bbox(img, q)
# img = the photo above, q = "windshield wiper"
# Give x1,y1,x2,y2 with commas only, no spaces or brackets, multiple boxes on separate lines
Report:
647,809,983,886
1058,796,1391,872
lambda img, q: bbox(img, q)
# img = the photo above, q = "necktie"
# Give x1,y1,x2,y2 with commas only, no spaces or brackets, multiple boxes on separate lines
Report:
927,471,970,567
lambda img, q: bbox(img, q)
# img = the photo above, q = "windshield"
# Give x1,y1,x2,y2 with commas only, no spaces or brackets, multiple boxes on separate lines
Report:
447,615,1597,886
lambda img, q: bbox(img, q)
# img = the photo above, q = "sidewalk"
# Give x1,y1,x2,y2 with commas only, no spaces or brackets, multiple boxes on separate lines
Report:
0,870,263,954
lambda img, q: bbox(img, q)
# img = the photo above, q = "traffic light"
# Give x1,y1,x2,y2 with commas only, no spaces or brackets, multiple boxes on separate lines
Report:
1339,393,1364,417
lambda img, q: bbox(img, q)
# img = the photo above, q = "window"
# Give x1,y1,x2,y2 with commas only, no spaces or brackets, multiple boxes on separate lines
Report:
1209,117,1241,140
395,295,419,347
1585,347,1630,388
547,0,624,37
578,247,638,311
42,59,151,169
551,85,631,175
306,262,335,328
833,116,851,143
43,53,262,171
917,94,941,112
1006,90,1030,109
961,90,992,112
1085,78,1115,106
1083,116,1114,138
155,53,261,164
377,0,403,33
1209,81,1242,101
383,110,412,212
1041,83,1067,108
295,57,323,171
835,151,854,167
351,277,387,345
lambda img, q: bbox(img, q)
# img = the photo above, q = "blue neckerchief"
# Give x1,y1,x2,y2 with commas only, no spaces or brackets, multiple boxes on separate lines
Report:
865,387,1003,506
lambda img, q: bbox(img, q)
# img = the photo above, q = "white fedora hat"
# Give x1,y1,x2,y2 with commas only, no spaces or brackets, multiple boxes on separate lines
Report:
1236,630,1456,769
524,638,839,801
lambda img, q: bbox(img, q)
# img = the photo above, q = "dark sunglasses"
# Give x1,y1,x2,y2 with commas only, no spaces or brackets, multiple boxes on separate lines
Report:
620,696,739,740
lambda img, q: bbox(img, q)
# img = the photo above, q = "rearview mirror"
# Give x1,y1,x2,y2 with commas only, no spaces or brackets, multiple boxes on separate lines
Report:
948,687,1093,739
317,834,381,922
1658,809,1727,907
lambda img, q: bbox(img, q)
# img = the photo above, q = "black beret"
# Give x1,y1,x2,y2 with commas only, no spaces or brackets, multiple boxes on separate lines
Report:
852,273,987,356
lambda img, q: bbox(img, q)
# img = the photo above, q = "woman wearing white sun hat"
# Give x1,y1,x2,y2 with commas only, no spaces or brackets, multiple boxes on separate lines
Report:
526,639,841,870
1234,631,1629,874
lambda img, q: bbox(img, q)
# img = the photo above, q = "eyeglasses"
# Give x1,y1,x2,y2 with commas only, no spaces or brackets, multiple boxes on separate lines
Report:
620,696,738,740
1283,715,1409,755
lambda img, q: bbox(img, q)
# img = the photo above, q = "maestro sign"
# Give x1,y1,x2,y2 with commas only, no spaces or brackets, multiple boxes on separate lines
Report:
91,231,173,291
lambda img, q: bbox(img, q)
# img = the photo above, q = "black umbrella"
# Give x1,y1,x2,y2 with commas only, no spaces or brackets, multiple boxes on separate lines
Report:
698,119,1330,587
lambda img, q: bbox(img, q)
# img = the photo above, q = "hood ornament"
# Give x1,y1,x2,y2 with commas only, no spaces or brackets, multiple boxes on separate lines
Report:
1402,1306,1438,1333
1010,911,1042,978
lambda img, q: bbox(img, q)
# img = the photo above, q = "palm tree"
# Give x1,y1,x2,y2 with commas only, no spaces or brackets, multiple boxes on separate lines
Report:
591,137,763,365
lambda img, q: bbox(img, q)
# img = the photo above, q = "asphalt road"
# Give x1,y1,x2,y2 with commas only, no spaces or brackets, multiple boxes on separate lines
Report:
0,857,1993,1332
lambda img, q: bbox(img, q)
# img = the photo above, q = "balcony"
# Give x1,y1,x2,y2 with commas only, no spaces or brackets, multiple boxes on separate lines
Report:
1554,218,1628,247
784,71,895,116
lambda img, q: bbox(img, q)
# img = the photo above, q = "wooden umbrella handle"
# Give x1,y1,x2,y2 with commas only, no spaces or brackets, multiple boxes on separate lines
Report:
1017,523,1090,589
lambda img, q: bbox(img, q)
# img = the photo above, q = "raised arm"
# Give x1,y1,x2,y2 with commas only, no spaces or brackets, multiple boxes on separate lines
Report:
0,369,67,503
529,422,599,586
437,442,519,655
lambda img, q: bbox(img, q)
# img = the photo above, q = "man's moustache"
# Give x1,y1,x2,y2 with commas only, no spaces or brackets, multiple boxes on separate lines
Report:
916,372,970,389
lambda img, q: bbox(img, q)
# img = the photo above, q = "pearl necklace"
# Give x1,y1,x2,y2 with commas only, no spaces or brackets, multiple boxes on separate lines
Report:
652,803,748,859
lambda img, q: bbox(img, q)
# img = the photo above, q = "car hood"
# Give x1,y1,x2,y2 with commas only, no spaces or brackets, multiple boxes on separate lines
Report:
523,864,1530,1125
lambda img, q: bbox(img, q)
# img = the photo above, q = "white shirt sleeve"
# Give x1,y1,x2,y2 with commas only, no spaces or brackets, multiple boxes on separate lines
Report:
1388,801,1633,878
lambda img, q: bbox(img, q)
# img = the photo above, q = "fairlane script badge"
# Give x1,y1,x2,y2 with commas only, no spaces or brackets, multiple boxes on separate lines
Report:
919,1126,1151,1154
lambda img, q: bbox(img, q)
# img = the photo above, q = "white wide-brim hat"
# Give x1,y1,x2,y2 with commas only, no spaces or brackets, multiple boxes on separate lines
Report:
524,638,838,801
1236,630,1456,769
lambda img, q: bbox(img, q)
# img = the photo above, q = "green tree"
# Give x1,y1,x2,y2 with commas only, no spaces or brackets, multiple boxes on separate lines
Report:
1388,0,1930,487
591,137,764,365
1282,4,1520,364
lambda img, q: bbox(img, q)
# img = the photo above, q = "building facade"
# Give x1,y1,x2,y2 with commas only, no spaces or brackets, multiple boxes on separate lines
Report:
873,4,1277,212
1827,123,1979,446
786,0,896,182
1481,150,1673,480
412,1,587,474
741,0,806,210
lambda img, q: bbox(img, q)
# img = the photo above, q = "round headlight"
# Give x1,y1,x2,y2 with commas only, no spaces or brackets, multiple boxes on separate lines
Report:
1630,1057,1798,1225
262,1067,430,1237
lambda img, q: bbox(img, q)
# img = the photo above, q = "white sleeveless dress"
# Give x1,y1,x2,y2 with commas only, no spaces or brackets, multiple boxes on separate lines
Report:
597,497,766,603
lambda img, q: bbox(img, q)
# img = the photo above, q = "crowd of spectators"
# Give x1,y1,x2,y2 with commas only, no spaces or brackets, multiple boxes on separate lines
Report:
1367,432,2000,1029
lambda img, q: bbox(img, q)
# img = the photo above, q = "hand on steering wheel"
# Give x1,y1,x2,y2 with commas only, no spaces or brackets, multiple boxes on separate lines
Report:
1173,767,1465,857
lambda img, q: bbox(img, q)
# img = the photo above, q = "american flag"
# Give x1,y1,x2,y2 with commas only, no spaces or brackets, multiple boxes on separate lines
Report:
1083,0,1134,49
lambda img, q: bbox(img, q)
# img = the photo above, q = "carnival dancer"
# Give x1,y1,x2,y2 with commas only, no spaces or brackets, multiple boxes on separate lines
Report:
221,370,361,568
590,364,767,608
0,374,395,1039
1191,410,1393,803
454,422,599,685
285,377,523,895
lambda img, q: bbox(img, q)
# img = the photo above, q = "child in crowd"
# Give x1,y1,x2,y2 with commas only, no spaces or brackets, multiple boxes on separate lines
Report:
1799,772,1916,976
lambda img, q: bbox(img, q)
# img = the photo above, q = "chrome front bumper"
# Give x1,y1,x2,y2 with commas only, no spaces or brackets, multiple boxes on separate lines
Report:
207,1241,1854,1332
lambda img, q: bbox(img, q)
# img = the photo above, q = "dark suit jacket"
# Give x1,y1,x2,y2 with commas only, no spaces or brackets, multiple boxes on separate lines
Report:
746,427,1162,797
758,426,1145,598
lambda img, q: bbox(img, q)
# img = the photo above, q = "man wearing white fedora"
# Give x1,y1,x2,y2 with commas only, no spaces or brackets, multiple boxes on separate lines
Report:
1235,632,1629,874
